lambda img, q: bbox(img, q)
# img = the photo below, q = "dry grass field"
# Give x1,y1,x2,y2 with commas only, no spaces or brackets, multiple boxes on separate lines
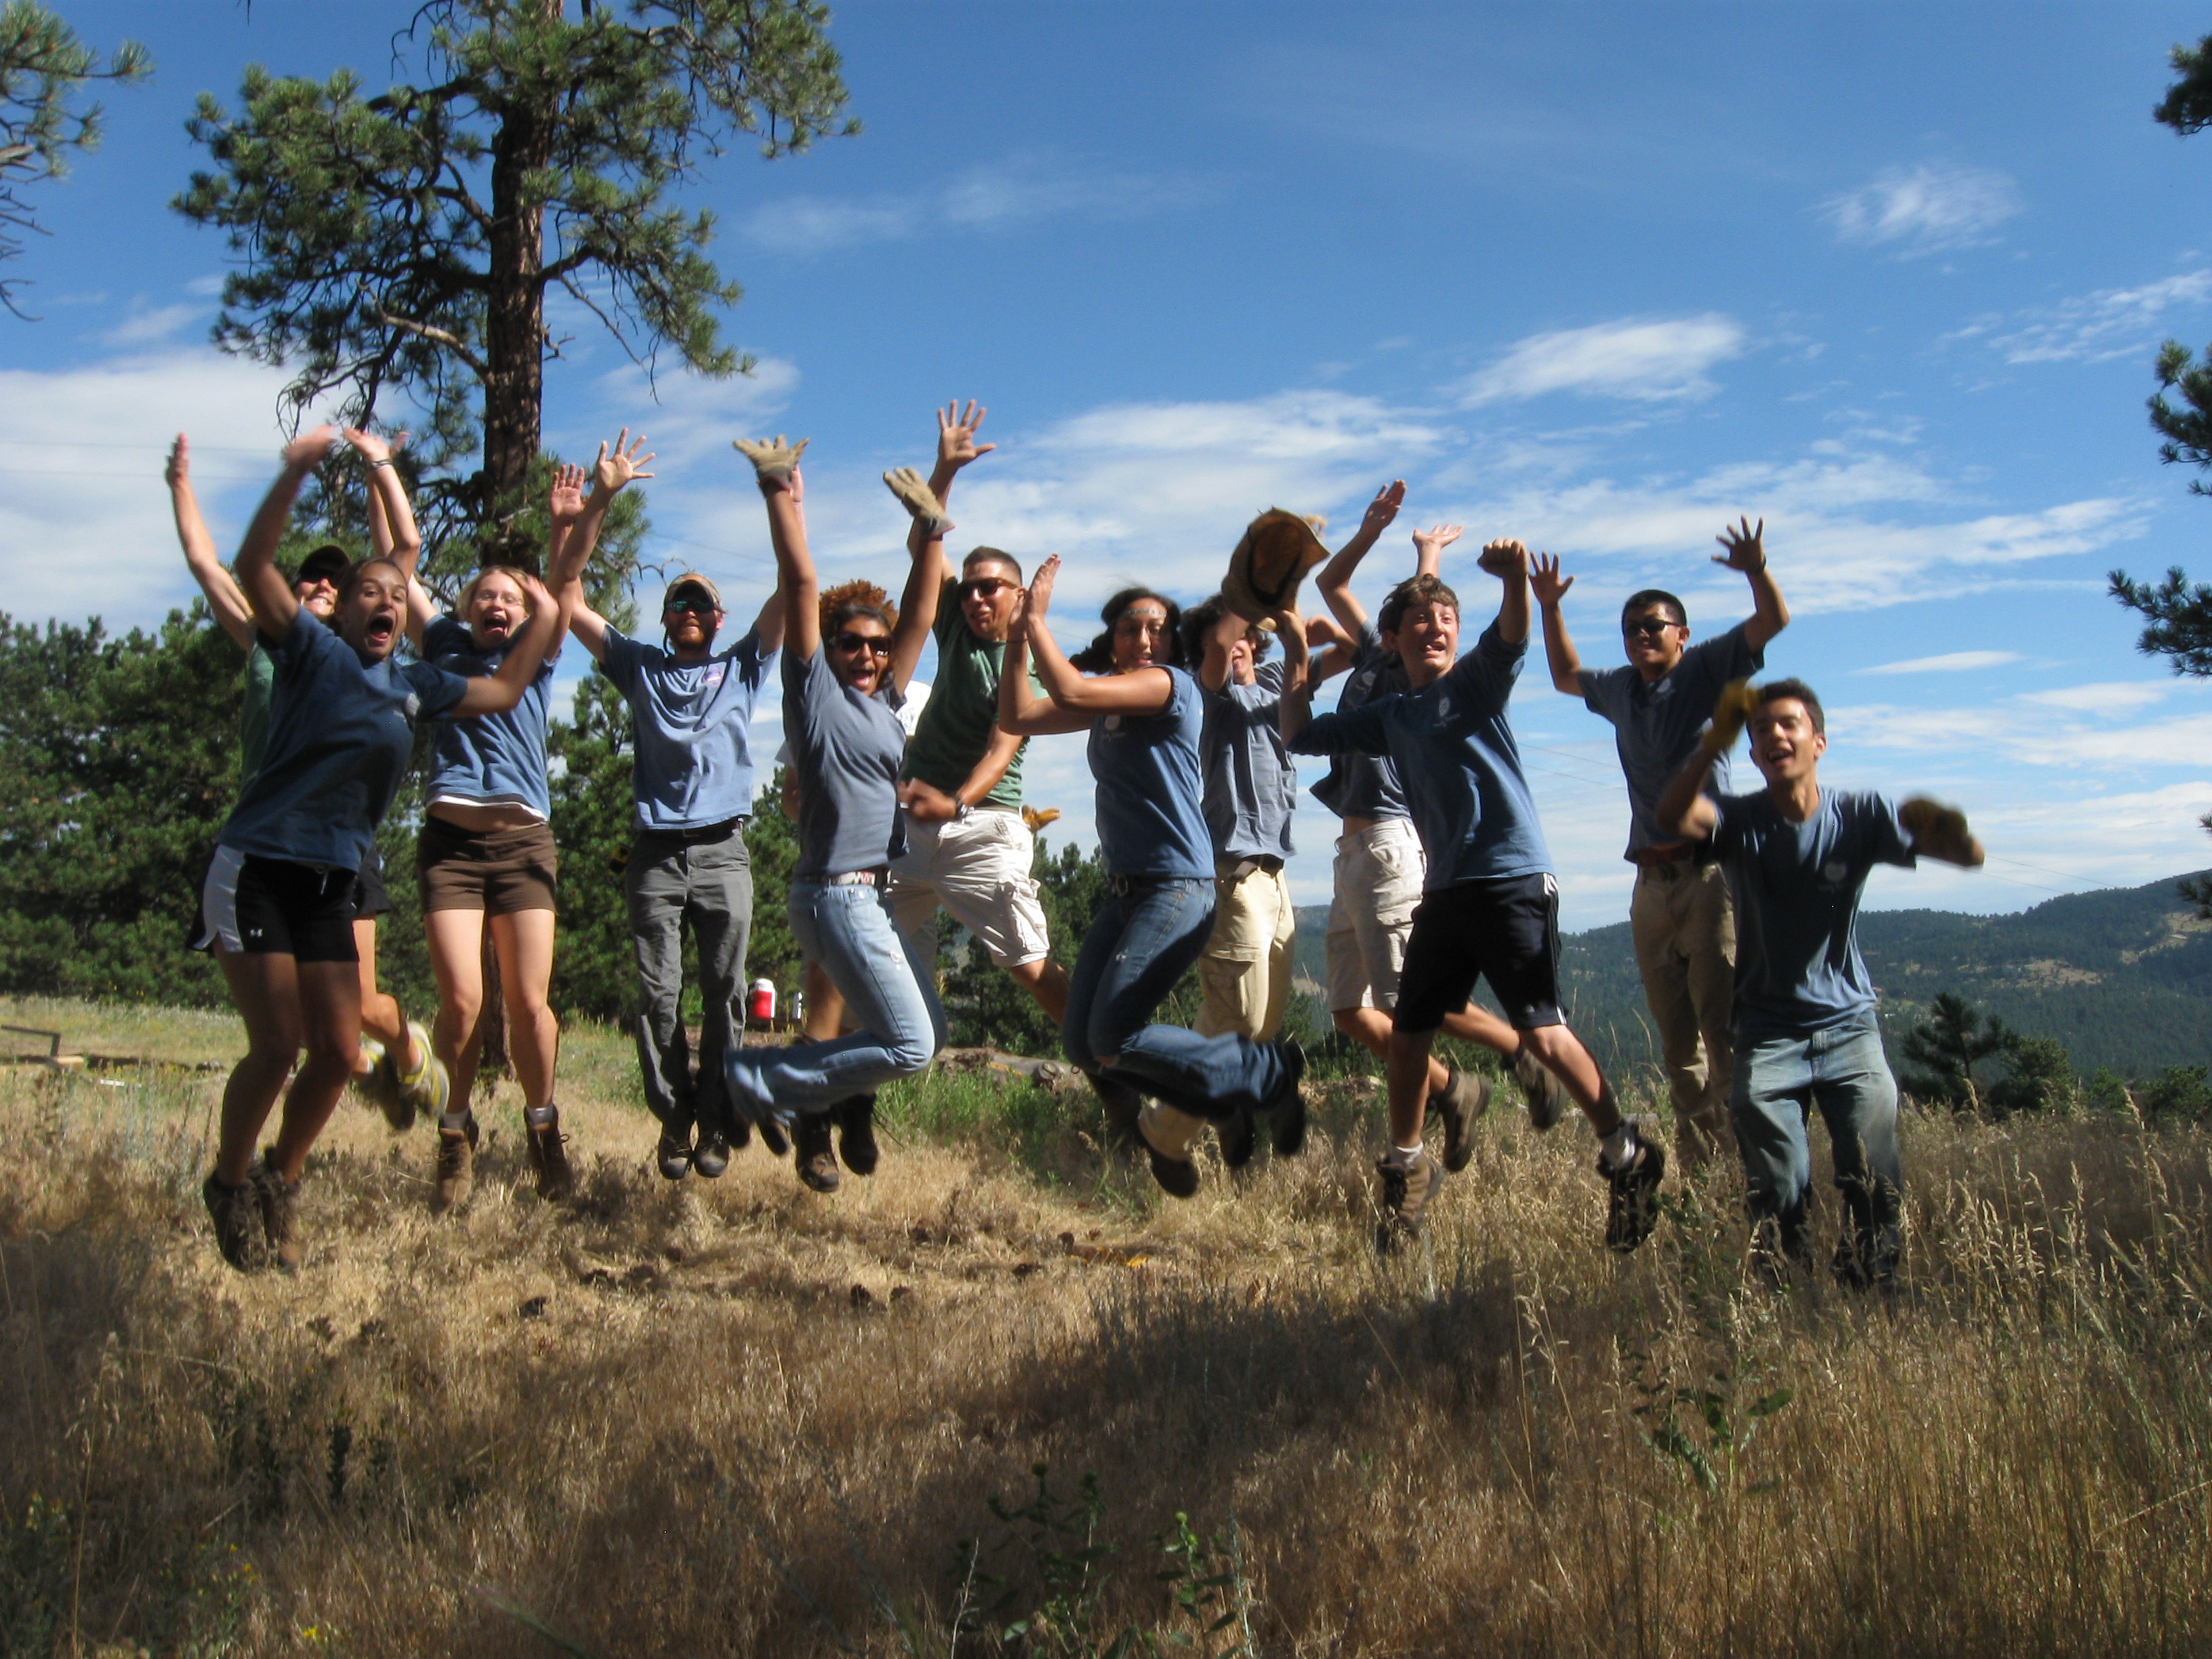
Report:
2,994,2211,1656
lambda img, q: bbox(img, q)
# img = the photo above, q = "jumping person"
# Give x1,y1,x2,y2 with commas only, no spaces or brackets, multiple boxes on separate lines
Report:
1656,678,1982,1285
1284,541,1662,1253
199,427,556,1272
888,402,1072,1042
998,560,1306,1199
1532,517,1789,1170
719,438,949,1190
169,432,443,1128
1307,487,1574,1143
568,452,784,1182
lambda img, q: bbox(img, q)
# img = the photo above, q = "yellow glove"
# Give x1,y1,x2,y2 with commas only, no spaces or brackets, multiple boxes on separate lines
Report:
731,434,808,483
1899,796,1982,865
1705,678,1759,754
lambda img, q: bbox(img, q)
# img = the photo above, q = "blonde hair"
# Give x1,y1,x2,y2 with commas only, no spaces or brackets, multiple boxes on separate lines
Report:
457,565,532,621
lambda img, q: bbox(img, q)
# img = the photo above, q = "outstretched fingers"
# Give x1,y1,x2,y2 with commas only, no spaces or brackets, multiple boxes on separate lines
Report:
733,434,808,489
1028,554,1060,617
1530,551,1574,605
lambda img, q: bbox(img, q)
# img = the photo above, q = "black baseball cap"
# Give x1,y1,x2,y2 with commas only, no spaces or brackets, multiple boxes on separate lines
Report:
293,544,351,586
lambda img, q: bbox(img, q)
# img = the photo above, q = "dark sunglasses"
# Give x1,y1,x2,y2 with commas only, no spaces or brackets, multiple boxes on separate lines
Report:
1623,616,1682,637
665,595,716,615
833,630,891,656
957,577,1012,600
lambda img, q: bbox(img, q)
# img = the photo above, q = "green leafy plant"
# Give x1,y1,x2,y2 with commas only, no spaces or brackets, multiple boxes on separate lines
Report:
1628,1351,1793,1497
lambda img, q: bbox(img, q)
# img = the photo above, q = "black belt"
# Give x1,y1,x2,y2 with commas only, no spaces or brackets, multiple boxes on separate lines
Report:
640,816,745,845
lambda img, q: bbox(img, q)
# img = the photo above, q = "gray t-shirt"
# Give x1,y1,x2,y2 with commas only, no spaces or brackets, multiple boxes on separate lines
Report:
1309,621,1409,821
596,623,775,832
1708,787,1915,1041
1581,621,1764,858
1088,665,1213,880
784,646,907,880
1201,657,1297,862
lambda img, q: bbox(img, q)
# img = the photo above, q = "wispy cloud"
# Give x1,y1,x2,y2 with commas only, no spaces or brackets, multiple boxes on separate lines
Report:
743,156,1217,254
99,302,202,348
1460,314,1744,406
1859,650,2023,675
1822,163,2021,255
1952,270,2212,365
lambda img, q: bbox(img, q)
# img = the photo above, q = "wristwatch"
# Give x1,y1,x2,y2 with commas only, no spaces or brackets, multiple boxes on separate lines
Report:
951,799,973,822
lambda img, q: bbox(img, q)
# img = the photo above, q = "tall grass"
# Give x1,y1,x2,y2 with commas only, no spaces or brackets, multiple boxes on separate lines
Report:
0,998,2208,1655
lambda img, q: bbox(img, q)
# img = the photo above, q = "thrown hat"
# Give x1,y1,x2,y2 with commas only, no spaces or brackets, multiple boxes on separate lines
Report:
664,571,722,609
1221,509,1329,630
293,544,351,586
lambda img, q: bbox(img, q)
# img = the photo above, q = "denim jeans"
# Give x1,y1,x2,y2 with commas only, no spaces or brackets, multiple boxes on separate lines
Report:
722,880,947,1124
626,826,750,1132
1731,1011,1902,1275
1063,877,1290,1121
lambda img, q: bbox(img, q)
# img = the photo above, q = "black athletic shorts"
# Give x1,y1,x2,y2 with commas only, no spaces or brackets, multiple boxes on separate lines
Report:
199,847,361,963
351,844,392,921
1392,872,1564,1033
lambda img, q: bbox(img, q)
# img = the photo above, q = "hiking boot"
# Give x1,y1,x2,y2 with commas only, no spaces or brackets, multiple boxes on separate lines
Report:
794,1111,841,1193
692,1121,731,1180
203,1171,265,1273
1265,1038,1308,1157
1515,1044,1572,1132
393,1021,449,1128
524,1103,574,1200
757,1115,790,1158
432,1112,479,1214
1219,1107,1257,1170
656,1121,693,1181
1093,1074,1145,1147
835,1093,880,1176
1136,1103,1202,1200
1431,1065,1492,1174
1375,1151,1439,1254
1601,1128,1665,1254
257,1149,303,1273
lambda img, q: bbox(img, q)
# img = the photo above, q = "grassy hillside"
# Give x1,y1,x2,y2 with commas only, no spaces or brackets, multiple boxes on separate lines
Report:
1296,869,2212,1085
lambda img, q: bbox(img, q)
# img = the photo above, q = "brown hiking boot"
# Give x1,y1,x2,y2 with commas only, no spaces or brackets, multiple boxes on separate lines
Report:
794,1111,841,1193
1375,1151,1440,1254
1136,1103,1202,1200
1515,1045,1572,1132
835,1093,880,1176
1431,1065,1492,1173
432,1113,479,1214
524,1104,573,1200
203,1172,265,1273
257,1149,304,1273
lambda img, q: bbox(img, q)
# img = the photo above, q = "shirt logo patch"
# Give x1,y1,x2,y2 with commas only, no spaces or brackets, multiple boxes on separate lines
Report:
1822,859,1849,884
705,666,726,691
403,692,420,720
1104,715,1122,731
1436,695,1452,720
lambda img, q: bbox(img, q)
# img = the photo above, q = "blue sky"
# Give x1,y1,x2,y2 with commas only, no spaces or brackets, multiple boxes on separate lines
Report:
9,1,2212,928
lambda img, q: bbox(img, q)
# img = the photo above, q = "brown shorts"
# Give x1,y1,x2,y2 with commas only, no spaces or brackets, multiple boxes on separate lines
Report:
417,816,558,914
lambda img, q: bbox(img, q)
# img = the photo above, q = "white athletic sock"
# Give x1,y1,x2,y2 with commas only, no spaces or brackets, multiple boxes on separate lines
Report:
1384,1141,1425,1168
1599,1122,1639,1171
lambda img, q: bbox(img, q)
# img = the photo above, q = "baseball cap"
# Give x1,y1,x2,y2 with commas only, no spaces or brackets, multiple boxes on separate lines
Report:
664,571,721,609
293,544,351,586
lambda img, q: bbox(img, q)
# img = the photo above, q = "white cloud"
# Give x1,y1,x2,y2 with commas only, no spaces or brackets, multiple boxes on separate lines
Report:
100,302,203,347
1961,270,2212,366
1859,650,2023,675
1460,314,1744,406
1822,163,2021,255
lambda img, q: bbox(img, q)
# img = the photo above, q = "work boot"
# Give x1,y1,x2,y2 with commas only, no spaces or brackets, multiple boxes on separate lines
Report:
1515,1044,1572,1132
835,1093,880,1176
656,1119,693,1181
1431,1065,1492,1174
1093,1074,1145,1147
432,1111,479,1214
1136,1103,1203,1200
257,1149,303,1273
1218,1107,1257,1170
691,1118,731,1180
203,1171,265,1273
1265,1038,1308,1157
1375,1150,1440,1254
524,1103,573,1200
795,1111,841,1193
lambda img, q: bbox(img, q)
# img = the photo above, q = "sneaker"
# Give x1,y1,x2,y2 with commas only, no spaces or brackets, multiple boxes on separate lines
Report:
203,1172,266,1273
432,1112,479,1214
1375,1151,1439,1254
794,1111,841,1193
359,1035,413,1132
1265,1038,1308,1157
656,1121,693,1181
394,1020,449,1126
523,1103,573,1200
835,1093,880,1176
1219,1107,1257,1170
1600,1129,1666,1254
1515,1045,1572,1132
1431,1065,1492,1174
1136,1103,1202,1200
257,1149,303,1273
692,1122,731,1180
354,1034,387,1103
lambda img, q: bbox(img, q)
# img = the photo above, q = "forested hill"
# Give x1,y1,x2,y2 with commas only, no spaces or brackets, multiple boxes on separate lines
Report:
1294,872,2212,1082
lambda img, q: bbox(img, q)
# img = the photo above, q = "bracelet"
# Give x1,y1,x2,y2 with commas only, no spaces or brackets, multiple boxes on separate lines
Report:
371,457,395,470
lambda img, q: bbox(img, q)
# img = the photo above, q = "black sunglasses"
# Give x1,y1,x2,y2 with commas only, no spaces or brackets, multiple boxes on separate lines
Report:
1623,616,1683,637
665,595,716,615
833,630,891,656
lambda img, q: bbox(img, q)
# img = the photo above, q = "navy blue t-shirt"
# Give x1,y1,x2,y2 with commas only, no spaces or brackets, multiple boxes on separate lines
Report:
1290,622,1549,889
1582,621,1765,858
221,610,468,871
423,615,558,821
1088,666,1213,880
596,623,775,832
1708,787,1916,1040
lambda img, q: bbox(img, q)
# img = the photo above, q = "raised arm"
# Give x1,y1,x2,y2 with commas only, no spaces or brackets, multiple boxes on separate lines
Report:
1477,538,1532,645
1195,607,1243,693
167,434,257,650
1530,552,1586,695
1715,516,1790,653
559,432,655,663
1412,521,1460,581
346,429,422,580
1021,556,1175,715
1271,605,1310,698
996,604,1089,737
234,428,344,638
1312,480,1405,632
734,436,814,657
925,398,994,510
452,574,560,717
883,466,953,692
1898,798,1986,867
1656,680,1756,839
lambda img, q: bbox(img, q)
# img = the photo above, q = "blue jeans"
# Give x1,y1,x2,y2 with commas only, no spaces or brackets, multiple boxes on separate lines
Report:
1063,878,1290,1120
722,880,947,1124
1731,1012,1902,1275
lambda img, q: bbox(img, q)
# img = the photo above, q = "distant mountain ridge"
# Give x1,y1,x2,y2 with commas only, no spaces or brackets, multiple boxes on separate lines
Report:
1293,871,2212,1082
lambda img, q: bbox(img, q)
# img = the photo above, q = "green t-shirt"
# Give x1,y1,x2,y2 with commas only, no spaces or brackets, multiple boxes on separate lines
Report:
240,640,276,790
901,586,1033,811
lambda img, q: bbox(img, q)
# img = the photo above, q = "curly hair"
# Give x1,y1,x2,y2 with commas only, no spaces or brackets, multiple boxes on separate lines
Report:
1069,586,1185,674
1178,592,1271,666
819,578,898,638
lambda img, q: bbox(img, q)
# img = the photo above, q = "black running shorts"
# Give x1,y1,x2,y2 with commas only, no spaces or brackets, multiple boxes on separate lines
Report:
200,847,361,963
350,844,393,921
1392,872,1564,1033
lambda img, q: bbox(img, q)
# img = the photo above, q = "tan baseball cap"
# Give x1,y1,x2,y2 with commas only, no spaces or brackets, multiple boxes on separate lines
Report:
664,571,722,609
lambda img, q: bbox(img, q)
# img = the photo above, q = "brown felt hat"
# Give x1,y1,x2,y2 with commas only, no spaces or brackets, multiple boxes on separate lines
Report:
1221,508,1329,630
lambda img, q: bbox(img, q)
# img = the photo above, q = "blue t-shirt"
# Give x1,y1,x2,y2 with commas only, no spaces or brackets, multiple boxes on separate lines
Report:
1708,787,1916,1040
1310,620,1410,821
220,609,468,870
1581,621,1765,859
596,623,775,832
784,646,907,880
1289,622,1549,890
422,615,558,821
1200,657,1297,863
1088,666,1213,880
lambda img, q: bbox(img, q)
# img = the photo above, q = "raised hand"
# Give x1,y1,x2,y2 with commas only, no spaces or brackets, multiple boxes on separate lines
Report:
1361,480,1406,537
1027,554,1060,619
882,466,952,535
1414,523,1463,558
1714,516,1766,572
1530,552,1574,608
935,401,994,472
342,426,396,466
733,434,808,490
549,463,588,527
1476,537,1528,579
594,428,656,496
1899,798,1985,867
1706,678,1758,754
283,426,343,470
165,433,189,489
518,571,556,616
